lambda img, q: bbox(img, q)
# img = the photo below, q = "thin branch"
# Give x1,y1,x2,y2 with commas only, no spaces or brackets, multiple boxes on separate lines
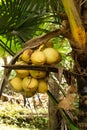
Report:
24,27,67,48
80,0,87,6
50,73,66,97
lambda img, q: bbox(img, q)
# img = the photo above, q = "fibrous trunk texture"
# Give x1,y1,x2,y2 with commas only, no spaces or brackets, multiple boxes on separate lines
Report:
72,1,87,129
72,49,87,130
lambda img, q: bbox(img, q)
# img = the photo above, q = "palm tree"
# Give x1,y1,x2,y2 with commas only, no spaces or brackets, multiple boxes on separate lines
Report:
0,0,87,130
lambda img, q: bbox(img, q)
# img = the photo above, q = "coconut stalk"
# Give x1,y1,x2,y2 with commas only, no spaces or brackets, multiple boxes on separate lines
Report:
61,0,86,48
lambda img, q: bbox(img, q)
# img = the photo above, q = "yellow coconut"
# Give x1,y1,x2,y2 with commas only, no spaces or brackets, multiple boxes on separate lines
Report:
31,50,46,65
9,76,23,92
43,48,61,64
17,54,23,61
21,49,33,63
22,91,36,98
30,70,47,79
15,61,30,78
37,79,48,93
22,76,38,92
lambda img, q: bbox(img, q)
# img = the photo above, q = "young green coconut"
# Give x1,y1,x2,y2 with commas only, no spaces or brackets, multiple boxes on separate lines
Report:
22,76,38,92
43,47,61,64
9,76,23,93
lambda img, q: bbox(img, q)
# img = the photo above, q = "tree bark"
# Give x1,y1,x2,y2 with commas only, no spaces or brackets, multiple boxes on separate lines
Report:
70,1,87,129
48,74,60,130
72,49,87,130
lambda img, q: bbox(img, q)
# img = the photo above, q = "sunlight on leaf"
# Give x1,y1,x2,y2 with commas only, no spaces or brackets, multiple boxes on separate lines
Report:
69,123,78,130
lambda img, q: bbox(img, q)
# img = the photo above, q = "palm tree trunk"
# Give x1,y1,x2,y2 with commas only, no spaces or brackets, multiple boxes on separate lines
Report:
77,77,87,130
70,1,87,129
78,96,87,130
72,49,87,130
48,74,60,130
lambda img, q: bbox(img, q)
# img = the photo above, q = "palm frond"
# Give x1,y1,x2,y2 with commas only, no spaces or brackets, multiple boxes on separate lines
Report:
0,0,65,56
0,39,15,56
48,0,65,23
0,0,51,55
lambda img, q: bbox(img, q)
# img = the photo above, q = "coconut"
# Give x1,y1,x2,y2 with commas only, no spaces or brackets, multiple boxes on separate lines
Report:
22,76,38,92
43,48,61,64
30,70,47,79
21,49,33,63
9,76,23,92
22,91,36,98
37,79,48,93
15,61,30,78
18,54,23,61
31,50,46,65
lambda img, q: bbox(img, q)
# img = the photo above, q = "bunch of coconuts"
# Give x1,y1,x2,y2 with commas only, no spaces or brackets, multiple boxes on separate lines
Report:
10,45,61,98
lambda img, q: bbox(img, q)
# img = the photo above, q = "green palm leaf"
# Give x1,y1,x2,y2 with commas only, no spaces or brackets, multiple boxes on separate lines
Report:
0,0,52,56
